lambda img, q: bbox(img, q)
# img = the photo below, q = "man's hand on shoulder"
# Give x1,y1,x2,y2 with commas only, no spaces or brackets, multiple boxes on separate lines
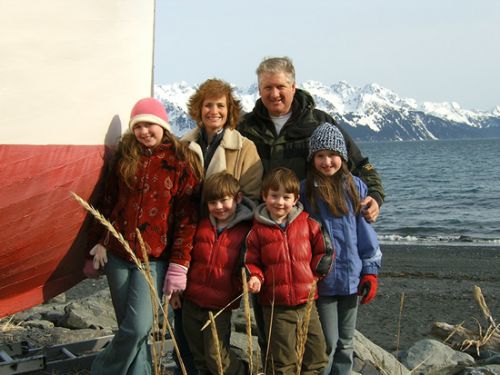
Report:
361,196,380,223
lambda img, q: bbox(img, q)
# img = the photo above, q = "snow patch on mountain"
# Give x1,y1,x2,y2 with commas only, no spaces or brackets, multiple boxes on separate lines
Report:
154,80,500,141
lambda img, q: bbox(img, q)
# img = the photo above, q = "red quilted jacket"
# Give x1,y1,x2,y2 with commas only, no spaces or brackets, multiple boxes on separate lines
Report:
184,198,254,310
104,142,200,265
244,202,333,307
184,198,254,309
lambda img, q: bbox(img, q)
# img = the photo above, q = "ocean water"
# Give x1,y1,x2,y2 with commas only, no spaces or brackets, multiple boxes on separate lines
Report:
358,138,500,246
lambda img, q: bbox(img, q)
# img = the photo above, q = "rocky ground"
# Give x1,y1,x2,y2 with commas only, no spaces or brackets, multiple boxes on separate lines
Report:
356,244,499,352
1,244,499,374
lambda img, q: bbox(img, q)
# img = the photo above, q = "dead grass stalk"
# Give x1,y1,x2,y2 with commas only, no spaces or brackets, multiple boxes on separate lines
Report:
208,311,224,375
71,192,185,375
241,268,254,375
295,280,316,375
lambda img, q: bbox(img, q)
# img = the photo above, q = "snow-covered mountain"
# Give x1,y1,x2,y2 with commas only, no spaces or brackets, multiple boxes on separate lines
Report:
155,81,500,141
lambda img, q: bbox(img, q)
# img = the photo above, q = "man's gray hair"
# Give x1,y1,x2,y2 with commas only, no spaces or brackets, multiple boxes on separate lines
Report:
256,56,295,85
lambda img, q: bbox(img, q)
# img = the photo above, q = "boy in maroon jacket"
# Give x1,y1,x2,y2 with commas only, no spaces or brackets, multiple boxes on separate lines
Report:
179,172,254,375
245,167,334,375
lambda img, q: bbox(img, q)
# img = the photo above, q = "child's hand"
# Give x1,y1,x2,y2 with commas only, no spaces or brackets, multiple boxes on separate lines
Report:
90,244,108,270
162,263,188,299
247,276,261,294
169,292,182,309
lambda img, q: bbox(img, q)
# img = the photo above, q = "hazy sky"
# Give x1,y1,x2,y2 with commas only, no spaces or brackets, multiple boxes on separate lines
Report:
154,0,500,111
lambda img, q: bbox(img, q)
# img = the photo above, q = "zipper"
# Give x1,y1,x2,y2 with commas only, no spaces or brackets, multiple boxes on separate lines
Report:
206,226,221,283
282,229,295,304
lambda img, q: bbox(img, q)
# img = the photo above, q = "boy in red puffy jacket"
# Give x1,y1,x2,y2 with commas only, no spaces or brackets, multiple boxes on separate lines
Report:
245,167,334,375
179,172,254,375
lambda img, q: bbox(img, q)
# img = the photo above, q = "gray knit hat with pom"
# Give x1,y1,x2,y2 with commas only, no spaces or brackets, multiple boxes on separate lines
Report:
308,122,347,161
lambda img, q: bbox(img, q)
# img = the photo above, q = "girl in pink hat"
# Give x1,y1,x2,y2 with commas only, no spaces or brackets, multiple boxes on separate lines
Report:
87,97,203,375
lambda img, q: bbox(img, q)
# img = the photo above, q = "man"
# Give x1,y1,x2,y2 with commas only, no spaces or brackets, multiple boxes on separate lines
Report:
238,56,384,222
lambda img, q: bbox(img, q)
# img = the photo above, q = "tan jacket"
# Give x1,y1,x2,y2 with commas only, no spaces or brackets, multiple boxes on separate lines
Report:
182,128,263,201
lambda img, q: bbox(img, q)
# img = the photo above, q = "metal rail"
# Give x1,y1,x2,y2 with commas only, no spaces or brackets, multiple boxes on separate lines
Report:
0,336,175,374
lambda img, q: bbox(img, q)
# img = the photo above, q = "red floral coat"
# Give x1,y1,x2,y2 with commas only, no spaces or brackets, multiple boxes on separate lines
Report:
184,198,254,309
103,143,200,266
244,203,334,307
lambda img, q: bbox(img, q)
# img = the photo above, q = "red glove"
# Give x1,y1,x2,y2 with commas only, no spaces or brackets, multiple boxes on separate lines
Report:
357,274,378,304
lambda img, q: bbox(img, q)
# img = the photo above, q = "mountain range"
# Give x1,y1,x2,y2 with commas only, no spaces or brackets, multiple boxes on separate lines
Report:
154,81,500,141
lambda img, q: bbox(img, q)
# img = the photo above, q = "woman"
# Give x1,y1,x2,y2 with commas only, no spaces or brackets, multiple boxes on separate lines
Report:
182,78,263,202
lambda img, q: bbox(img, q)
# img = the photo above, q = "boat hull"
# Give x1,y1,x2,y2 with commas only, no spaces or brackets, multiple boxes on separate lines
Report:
0,0,155,318
0,145,109,317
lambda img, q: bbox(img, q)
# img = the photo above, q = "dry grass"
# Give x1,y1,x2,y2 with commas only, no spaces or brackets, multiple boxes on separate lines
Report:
208,311,224,375
71,192,184,375
295,280,316,375
73,191,421,374
200,293,243,331
394,292,405,375
263,277,276,375
0,315,23,333
450,285,499,355
241,267,254,375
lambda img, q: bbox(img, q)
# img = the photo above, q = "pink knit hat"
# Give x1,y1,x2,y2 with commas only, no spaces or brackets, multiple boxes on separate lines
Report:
129,98,171,132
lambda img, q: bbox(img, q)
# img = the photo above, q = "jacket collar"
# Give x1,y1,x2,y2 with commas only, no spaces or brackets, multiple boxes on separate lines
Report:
208,196,256,229
183,128,243,177
183,127,242,150
254,201,304,226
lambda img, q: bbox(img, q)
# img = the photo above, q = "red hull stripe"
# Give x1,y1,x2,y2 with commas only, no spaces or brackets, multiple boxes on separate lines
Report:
0,144,107,317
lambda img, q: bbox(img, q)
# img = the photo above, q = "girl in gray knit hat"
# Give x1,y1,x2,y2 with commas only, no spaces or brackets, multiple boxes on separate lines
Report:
300,122,382,375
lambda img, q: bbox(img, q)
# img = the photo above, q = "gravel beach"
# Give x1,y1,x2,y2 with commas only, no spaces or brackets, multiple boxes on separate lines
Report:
5,243,499,356
355,244,500,351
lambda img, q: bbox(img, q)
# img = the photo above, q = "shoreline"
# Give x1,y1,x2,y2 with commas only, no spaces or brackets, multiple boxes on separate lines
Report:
5,243,498,355
379,241,500,248
355,243,499,351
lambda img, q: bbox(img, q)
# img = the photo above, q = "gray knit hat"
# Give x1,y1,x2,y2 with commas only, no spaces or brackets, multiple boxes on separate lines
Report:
308,122,347,161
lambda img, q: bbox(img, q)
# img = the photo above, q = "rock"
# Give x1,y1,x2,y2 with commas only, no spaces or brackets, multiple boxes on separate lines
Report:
354,330,410,374
47,327,114,345
230,331,261,372
231,306,258,333
44,309,66,324
59,295,116,330
455,364,500,374
353,358,381,375
401,339,475,374
12,310,43,322
47,292,67,304
21,319,54,329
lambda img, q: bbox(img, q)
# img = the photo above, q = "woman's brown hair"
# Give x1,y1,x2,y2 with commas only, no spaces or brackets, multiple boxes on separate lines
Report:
187,78,242,130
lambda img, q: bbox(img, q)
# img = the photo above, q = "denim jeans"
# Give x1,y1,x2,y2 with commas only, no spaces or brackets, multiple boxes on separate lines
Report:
91,252,167,375
316,294,359,375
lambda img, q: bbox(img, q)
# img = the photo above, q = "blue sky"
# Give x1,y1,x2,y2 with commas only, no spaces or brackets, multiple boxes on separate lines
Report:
154,0,500,111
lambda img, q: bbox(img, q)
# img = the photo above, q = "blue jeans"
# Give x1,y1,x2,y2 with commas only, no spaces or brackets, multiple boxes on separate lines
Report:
316,294,359,375
91,252,167,375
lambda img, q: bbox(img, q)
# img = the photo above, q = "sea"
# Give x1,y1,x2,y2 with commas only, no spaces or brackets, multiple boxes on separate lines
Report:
358,138,500,247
